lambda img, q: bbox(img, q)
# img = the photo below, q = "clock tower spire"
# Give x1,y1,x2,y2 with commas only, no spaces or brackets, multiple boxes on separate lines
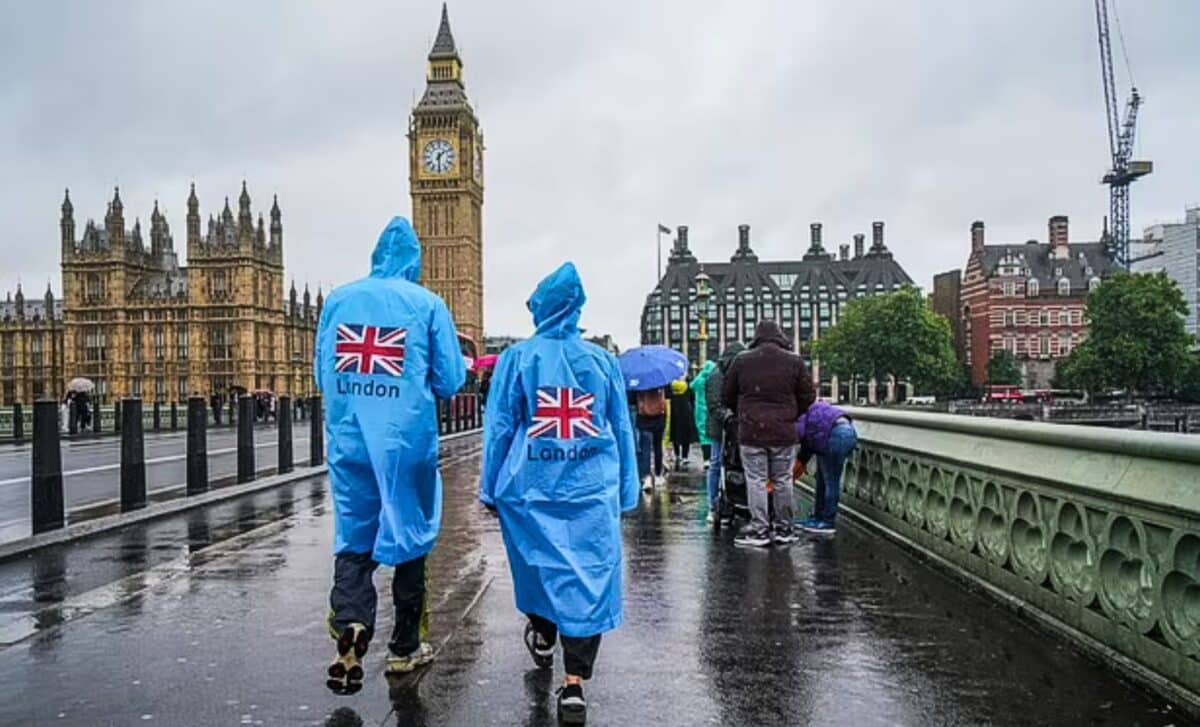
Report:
409,3,484,344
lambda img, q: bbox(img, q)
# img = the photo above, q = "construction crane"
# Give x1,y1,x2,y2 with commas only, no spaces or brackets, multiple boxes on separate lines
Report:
1094,0,1152,269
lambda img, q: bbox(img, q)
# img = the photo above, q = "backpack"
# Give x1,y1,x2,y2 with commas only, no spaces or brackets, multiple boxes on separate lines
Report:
636,389,667,418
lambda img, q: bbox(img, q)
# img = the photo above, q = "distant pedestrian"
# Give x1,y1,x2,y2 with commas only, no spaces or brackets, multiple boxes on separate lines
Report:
480,262,639,726
722,320,815,547
795,401,858,535
315,217,466,694
704,342,745,524
691,360,717,468
668,380,696,470
634,387,668,491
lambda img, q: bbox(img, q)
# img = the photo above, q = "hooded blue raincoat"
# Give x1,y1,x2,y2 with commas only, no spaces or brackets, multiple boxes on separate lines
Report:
315,217,466,566
480,263,640,637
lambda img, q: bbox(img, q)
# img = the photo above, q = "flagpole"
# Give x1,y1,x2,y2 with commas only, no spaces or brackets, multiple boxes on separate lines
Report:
656,225,664,284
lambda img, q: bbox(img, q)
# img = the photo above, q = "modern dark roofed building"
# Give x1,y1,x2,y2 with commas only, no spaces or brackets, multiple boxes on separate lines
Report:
640,222,913,382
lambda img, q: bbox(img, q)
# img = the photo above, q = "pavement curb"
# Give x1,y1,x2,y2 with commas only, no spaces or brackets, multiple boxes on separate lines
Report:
0,428,481,564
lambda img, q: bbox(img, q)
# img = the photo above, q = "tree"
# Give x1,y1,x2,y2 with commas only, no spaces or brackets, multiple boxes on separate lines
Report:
1061,272,1194,397
987,350,1023,386
813,286,961,396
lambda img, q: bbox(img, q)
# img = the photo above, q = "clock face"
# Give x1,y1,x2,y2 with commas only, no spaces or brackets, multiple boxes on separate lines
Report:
423,139,455,174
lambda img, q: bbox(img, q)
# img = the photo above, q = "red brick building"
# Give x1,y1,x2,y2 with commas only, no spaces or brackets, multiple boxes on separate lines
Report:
959,216,1112,388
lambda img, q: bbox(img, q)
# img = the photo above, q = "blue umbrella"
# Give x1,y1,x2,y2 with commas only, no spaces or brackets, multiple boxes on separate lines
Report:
619,346,689,392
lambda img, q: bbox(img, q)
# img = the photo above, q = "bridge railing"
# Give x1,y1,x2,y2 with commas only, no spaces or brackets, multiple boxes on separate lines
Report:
838,406,1200,714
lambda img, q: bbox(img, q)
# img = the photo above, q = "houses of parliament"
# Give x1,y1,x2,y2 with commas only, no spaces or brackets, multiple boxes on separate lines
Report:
0,5,485,406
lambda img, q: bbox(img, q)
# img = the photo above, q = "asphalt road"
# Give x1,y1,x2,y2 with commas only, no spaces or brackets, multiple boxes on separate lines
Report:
0,440,1185,726
0,424,310,544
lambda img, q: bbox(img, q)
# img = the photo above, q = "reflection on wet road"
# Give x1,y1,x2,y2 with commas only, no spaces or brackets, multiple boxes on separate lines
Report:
0,440,1182,726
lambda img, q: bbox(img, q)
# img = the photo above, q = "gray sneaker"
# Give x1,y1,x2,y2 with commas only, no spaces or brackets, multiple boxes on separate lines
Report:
385,642,435,674
734,527,772,548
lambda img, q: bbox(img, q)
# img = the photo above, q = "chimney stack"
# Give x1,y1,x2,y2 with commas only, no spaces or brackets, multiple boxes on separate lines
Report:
1049,215,1069,259
809,222,823,250
677,225,689,252
871,221,885,250
738,224,750,251
853,233,865,259
970,220,985,252
839,244,850,261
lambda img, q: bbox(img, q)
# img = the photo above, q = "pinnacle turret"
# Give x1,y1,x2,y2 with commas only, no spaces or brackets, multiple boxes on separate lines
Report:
429,3,457,59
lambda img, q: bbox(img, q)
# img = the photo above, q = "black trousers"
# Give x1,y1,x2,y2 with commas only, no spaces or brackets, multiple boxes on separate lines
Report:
701,444,712,462
527,614,601,680
673,441,691,461
330,552,427,657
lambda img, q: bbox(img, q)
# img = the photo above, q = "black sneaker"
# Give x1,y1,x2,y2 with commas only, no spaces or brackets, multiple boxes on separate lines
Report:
733,527,771,548
556,683,587,725
773,528,799,545
524,621,555,669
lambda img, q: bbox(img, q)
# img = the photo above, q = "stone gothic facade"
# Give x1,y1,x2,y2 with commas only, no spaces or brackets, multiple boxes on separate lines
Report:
409,4,485,344
0,185,317,405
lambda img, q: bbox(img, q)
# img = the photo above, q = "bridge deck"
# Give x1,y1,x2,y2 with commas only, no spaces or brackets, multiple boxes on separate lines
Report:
0,439,1179,726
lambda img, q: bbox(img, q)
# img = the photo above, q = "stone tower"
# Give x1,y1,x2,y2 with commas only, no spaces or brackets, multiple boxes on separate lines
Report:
409,3,484,343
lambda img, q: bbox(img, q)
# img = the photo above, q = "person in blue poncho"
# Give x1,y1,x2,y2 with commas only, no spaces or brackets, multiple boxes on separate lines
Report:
314,217,466,694
480,262,639,725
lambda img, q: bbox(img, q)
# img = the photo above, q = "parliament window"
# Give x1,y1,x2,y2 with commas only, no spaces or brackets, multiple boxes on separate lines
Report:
177,328,189,359
132,329,143,363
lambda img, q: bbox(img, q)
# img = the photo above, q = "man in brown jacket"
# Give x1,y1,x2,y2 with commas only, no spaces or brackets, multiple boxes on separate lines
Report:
722,320,816,546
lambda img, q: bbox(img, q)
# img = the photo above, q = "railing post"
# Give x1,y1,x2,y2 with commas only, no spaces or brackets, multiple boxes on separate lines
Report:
152,401,161,432
309,395,324,466
277,395,293,474
237,395,255,483
186,396,208,496
170,401,178,431
120,398,146,512
31,399,65,534
68,398,78,435
12,402,23,442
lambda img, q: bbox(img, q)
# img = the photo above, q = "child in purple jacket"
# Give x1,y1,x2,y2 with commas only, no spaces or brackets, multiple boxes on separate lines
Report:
795,401,858,534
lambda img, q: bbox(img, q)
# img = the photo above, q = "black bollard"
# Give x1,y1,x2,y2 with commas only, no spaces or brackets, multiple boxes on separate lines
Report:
68,398,78,435
120,398,146,512
152,401,161,432
309,395,324,466
186,397,208,495
170,401,178,430
277,395,293,474
114,400,122,434
12,402,23,441
237,395,255,483
31,399,65,534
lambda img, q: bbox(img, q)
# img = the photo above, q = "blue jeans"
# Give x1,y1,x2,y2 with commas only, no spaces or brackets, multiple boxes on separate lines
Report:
706,439,724,509
813,423,858,523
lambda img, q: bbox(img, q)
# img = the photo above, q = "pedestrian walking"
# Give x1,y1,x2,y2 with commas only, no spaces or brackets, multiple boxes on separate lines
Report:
480,262,639,725
722,320,815,547
704,342,745,524
691,360,716,468
668,379,697,470
634,387,668,491
315,216,466,694
795,401,858,535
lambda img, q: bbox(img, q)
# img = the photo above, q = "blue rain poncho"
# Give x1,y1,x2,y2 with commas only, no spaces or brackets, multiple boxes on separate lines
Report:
480,262,640,637
315,217,466,566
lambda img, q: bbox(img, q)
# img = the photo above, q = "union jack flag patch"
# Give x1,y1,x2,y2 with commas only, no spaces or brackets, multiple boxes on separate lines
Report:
529,387,600,439
334,324,407,376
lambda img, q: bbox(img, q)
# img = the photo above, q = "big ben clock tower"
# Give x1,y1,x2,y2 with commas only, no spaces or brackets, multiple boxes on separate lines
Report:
410,3,484,344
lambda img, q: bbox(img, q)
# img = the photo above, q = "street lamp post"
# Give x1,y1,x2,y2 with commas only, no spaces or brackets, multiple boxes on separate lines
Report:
695,268,711,365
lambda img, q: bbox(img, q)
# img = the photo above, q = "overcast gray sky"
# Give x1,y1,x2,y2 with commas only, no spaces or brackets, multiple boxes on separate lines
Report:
2,1,1197,348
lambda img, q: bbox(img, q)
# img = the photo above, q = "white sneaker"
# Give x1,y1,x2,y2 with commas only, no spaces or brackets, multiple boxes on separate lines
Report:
706,511,715,525
641,476,653,493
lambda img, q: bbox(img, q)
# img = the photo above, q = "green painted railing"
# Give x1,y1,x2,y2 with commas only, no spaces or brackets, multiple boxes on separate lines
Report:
839,406,1200,713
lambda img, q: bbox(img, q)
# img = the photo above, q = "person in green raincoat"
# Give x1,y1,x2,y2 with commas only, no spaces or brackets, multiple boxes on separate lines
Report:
691,360,717,468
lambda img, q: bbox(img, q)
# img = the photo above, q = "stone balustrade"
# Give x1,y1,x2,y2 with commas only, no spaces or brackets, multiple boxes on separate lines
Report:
838,406,1200,713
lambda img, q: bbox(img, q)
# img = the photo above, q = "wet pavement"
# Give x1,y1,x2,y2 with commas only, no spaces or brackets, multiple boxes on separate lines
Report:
0,439,1186,726
0,424,310,544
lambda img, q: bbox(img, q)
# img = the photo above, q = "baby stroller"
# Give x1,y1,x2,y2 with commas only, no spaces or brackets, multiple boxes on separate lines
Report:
713,417,750,531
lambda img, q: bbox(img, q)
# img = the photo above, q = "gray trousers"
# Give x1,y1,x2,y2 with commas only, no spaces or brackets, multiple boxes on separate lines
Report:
740,444,797,533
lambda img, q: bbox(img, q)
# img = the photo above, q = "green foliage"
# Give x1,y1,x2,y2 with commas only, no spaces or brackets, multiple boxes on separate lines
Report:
813,286,960,395
987,350,1023,386
1061,272,1194,396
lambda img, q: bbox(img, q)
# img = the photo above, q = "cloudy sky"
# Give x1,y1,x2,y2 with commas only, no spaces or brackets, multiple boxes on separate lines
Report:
2,1,1197,348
